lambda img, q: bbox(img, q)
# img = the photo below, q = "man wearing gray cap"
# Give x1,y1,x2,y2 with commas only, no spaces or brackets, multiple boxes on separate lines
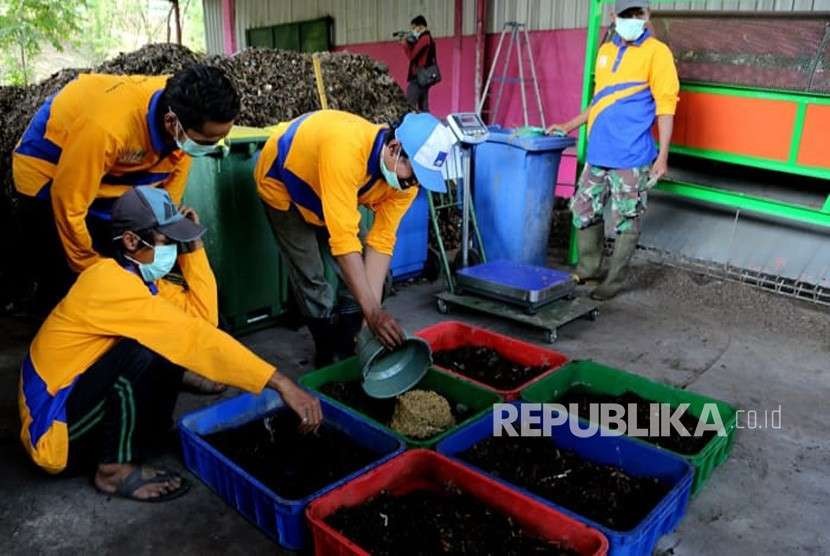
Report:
18,186,321,501
549,0,679,300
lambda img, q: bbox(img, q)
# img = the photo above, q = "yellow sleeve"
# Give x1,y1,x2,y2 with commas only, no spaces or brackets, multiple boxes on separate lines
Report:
318,141,366,256
366,187,418,256
162,153,192,204
78,267,274,393
156,248,219,326
50,119,120,273
650,43,680,116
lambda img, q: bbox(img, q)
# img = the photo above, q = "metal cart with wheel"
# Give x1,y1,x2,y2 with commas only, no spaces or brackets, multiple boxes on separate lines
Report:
428,113,599,344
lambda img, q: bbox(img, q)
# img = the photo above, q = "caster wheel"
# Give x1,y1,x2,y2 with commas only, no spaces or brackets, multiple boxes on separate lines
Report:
545,329,558,343
436,298,449,315
588,308,599,321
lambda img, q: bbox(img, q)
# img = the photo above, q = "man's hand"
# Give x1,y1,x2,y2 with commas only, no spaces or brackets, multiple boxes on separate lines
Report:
269,372,323,433
365,307,405,349
649,154,668,186
178,204,203,252
546,123,569,136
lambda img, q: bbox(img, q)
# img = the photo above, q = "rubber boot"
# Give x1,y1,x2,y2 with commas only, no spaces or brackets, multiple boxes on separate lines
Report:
573,222,606,284
333,311,364,360
306,317,337,369
591,232,640,301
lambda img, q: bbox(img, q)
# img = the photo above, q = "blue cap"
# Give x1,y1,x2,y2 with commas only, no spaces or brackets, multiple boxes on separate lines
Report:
396,112,455,193
112,186,205,242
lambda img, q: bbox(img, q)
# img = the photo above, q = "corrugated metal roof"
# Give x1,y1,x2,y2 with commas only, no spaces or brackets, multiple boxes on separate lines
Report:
203,0,223,54
209,0,830,51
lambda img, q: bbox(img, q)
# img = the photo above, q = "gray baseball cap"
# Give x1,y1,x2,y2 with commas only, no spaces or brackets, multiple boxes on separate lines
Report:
112,186,205,242
615,0,650,14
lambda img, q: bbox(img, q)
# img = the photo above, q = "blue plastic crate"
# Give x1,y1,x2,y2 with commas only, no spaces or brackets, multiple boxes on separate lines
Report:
390,187,429,279
436,402,694,556
178,390,405,550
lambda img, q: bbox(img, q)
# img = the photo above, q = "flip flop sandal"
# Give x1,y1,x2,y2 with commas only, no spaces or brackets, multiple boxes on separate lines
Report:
100,466,191,503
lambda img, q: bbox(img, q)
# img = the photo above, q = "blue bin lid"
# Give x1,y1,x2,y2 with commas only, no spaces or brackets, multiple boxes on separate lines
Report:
480,125,576,152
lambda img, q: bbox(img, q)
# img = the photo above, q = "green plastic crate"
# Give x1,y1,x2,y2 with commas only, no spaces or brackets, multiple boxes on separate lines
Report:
521,360,737,496
299,358,502,449
182,128,289,334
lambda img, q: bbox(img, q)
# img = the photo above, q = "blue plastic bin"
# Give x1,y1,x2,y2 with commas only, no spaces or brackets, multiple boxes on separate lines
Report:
436,402,694,556
390,187,429,279
473,127,575,265
178,390,405,550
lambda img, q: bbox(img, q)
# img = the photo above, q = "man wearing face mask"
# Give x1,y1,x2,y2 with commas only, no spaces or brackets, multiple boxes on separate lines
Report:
13,64,239,312
254,110,454,366
548,0,679,300
18,186,322,500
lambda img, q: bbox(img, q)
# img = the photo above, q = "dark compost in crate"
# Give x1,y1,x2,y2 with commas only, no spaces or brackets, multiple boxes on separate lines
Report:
557,386,717,455
433,346,551,390
326,484,580,556
204,408,377,499
460,435,671,531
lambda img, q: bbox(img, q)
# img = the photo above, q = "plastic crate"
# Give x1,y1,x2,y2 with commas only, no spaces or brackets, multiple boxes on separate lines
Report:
298,358,502,449
306,449,609,556
521,360,738,496
416,320,568,400
436,402,694,556
178,390,405,550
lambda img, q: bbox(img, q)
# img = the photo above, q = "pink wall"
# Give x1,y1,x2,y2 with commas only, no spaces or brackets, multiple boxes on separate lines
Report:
335,28,588,195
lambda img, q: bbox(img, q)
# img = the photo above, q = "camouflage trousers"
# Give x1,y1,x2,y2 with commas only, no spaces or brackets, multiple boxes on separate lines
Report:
571,164,652,234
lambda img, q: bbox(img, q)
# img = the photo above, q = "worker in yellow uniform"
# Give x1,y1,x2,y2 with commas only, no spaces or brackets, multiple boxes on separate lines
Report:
19,186,321,502
255,110,455,366
13,64,239,312
549,0,679,300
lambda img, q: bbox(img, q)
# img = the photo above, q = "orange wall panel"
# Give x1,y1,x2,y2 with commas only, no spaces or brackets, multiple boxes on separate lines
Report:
797,104,830,170
672,91,796,161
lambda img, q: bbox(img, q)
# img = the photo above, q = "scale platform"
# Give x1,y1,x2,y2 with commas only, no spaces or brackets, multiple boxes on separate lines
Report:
435,290,598,344
454,261,576,313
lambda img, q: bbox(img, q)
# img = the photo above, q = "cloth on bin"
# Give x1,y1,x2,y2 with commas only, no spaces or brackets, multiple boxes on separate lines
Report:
571,164,652,234
390,389,455,439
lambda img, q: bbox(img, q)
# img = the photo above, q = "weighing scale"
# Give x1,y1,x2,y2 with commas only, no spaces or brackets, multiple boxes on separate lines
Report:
432,113,599,343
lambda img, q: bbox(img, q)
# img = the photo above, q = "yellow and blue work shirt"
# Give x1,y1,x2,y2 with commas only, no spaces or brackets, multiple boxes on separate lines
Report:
587,30,679,169
18,249,275,473
12,74,192,272
254,110,418,257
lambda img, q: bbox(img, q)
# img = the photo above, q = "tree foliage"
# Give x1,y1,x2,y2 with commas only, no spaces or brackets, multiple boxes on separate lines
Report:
0,0,86,84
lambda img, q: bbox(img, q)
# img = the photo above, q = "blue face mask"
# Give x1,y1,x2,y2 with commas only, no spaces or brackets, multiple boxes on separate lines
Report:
615,18,647,42
170,110,219,157
131,242,178,282
381,153,402,190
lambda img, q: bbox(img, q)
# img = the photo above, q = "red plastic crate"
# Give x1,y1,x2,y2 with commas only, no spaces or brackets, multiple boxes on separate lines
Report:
306,449,608,556
416,320,568,400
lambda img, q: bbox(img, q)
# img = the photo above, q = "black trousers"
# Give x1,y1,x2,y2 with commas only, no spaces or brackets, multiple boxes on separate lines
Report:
406,79,430,112
63,340,183,474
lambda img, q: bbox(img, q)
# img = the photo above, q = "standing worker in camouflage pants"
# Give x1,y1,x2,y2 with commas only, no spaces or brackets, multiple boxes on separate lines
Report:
548,0,679,300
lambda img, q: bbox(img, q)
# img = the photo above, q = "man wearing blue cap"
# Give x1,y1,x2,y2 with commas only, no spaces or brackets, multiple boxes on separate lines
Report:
19,186,321,499
255,110,455,366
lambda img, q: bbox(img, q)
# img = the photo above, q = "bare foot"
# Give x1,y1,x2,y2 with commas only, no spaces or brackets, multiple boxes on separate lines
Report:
180,371,227,395
94,463,184,501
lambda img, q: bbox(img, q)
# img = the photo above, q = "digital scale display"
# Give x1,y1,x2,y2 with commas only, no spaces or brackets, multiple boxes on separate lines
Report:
447,112,489,144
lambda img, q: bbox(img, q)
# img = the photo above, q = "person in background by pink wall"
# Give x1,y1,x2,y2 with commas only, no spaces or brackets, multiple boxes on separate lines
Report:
400,15,439,112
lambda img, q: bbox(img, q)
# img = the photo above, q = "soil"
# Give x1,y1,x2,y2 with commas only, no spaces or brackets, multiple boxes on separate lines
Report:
319,380,473,439
204,409,378,500
326,484,580,556
390,389,455,439
460,435,671,531
433,346,551,390
556,386,717,455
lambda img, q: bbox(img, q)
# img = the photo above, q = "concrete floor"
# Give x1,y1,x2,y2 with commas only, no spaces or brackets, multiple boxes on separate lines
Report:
0,257,828,555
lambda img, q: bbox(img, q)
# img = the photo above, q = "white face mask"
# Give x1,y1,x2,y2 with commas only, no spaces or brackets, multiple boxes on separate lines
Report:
615,17,647,42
